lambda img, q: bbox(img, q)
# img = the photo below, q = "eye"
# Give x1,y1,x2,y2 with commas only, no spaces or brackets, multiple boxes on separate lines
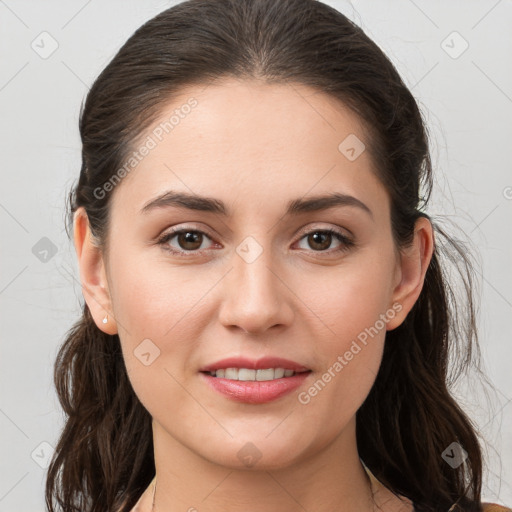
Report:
295,228,355,254
157,227,215,256
156,226,355,257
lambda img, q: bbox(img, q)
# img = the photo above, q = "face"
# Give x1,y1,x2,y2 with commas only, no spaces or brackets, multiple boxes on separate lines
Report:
76,78,431,471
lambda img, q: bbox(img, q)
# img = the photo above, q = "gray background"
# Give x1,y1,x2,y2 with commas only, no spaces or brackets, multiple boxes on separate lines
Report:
1,0,511,509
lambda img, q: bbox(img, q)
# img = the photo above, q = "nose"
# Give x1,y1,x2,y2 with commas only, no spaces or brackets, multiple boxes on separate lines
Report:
218,241,294,335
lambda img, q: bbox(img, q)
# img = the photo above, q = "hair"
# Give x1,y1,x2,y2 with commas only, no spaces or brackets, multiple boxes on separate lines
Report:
46,0,491,510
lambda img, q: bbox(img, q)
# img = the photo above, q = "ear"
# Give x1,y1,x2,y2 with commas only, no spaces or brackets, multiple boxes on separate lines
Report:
386,216,435,331
73,207,118,335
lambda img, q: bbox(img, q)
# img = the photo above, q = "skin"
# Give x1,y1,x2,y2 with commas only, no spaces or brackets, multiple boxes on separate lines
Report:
73,78,434,512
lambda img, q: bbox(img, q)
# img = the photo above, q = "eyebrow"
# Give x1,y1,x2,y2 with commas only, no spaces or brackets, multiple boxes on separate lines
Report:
140,190,373,219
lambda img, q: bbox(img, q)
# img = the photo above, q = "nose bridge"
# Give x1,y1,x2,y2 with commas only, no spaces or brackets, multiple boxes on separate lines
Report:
219,234,292,334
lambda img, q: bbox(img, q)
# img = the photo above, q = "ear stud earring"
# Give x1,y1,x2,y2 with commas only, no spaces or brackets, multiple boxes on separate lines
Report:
103,314,108,324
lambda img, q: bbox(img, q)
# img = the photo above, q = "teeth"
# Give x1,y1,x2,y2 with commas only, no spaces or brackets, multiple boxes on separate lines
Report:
274,368,285,379
225,368,238,379
208,367,298,380
238,368,256,380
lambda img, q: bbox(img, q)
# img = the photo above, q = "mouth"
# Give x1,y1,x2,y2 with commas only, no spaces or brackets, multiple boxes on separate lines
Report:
198,356,312,403
201,367,311,381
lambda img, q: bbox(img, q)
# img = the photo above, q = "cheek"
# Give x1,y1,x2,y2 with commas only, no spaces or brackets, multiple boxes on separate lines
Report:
297,282,388,434
309,253,395,344
109,254,217,400
296,252,394,413
110,249,215,340
296,334,384,452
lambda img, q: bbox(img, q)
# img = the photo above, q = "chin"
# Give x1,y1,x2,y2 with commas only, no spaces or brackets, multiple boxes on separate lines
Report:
200,435,311,472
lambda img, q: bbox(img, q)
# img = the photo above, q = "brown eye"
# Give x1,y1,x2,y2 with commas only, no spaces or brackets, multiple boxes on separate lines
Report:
157,226,354,259
307,231,333,251
158,228,214,255
175,231,204,251
296,229,354,253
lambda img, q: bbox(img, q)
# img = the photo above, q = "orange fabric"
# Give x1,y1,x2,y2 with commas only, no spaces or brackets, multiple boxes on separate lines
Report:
482,504,512,512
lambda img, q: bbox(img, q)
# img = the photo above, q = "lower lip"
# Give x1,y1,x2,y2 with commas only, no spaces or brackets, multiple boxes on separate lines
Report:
199,371,312,404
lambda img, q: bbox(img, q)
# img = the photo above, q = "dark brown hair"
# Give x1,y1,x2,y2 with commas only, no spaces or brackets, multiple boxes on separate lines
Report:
46,0,489,510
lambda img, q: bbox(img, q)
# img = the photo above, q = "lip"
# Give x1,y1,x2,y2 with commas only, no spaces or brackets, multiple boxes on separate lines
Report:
199,371,312,404
199,356,310,373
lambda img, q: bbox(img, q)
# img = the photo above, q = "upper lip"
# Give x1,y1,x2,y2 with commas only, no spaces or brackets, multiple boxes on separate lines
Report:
199,356,311,373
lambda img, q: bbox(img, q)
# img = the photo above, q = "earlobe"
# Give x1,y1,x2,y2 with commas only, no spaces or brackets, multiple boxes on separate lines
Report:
73,208,118,335
386,217,434,331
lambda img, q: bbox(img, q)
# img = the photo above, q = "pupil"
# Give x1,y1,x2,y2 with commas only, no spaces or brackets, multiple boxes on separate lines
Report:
310,232,330,250
180,231,201,250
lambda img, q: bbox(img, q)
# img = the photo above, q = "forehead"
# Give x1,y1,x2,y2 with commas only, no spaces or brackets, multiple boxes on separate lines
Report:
109,78,388,220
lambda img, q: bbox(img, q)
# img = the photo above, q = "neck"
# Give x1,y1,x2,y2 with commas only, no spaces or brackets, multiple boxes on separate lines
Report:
150,417,377,512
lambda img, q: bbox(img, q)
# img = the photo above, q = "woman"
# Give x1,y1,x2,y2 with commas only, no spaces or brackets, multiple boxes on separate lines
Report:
45,0,510,511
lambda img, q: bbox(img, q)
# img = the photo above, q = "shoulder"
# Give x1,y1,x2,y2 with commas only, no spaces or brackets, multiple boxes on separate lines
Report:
482,503,512,512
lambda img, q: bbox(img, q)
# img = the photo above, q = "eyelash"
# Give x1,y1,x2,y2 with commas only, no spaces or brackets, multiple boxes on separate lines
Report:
156,225,355,258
